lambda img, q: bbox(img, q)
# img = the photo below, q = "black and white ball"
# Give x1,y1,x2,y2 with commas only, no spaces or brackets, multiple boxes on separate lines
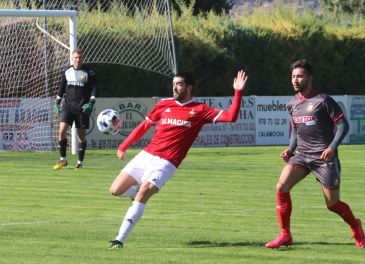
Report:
96,109,122,135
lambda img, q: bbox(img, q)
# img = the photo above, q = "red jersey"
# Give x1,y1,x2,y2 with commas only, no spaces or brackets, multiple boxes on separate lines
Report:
143,98,222,167
118,90,243,167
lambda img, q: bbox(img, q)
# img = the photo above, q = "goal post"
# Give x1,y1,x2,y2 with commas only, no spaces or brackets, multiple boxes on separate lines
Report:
0,9,77,152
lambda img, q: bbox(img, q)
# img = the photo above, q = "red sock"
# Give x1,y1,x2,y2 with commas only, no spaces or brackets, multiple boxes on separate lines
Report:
276,192,292,234
328,200,358,229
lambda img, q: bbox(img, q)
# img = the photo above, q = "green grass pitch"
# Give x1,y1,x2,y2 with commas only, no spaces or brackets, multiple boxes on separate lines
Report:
0,145,364,264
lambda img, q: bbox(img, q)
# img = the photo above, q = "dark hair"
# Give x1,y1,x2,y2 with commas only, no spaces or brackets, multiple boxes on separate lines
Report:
290,59,313,75
174,72,195,86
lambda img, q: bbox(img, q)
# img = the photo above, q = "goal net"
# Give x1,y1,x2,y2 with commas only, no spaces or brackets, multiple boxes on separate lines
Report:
0,0,177,151
0,10,74,151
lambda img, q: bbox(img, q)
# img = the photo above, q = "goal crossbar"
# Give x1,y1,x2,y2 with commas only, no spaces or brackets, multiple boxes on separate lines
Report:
0,9,77,51
0,9,77,17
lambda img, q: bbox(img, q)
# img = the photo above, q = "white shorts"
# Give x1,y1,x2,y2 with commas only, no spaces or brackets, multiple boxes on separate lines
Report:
122,150,177,190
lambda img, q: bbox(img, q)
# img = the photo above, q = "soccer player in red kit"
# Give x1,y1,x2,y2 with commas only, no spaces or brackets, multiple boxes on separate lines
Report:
108,70,248,249
265,59,365,249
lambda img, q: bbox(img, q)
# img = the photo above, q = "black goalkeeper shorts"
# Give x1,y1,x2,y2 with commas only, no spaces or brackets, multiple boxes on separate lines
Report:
60,107,90,129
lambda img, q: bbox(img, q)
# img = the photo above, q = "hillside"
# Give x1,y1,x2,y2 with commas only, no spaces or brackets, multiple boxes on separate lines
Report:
232,0,322,14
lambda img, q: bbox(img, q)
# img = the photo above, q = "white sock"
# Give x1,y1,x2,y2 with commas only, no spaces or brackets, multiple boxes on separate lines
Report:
60,157,66,161
115,201,146,243
119,186,138,200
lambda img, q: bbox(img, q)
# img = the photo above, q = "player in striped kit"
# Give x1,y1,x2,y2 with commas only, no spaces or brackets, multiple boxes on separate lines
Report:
265,59,365,249
108,70,248,249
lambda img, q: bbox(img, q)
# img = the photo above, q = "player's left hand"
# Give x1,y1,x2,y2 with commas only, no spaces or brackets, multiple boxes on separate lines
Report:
233,70,248,92
82,102,94,114
53,103,60,113
320,147,335,161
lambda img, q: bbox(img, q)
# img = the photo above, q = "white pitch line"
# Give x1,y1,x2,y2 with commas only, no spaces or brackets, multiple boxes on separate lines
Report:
0,221,50,226
0,219,99,227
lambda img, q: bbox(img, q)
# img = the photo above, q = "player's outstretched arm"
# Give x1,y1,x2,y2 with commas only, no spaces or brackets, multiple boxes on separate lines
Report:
117,120,153,160
217,70,248,122
233,70,248,92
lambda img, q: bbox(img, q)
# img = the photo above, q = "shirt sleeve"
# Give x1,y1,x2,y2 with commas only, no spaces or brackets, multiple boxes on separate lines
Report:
323,96,345,121
118,103,162,151
322,96,349,149
88,69,97,99
146,102,163,123
215,90,243,123
329,116,349,150
118,120,153,151
57,70,67,97
287,101,297,151
288,125,297,152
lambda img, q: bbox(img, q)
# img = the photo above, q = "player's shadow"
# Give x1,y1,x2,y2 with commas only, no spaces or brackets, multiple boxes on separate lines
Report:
294,241,354,246
186,240,353,249
186,240,263,248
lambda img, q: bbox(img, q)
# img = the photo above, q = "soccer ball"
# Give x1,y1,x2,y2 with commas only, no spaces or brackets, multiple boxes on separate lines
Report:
96,109,122,135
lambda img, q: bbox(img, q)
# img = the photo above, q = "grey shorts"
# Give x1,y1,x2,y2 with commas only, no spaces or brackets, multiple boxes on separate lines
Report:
288,151,341,188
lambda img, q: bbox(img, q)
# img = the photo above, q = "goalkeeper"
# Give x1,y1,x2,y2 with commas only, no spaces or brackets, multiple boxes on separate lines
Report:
53,49,97,170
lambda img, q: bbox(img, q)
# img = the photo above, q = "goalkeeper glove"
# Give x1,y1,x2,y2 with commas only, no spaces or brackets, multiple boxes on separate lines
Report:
82,101,94,114
53,104,60,113
53,97,62,113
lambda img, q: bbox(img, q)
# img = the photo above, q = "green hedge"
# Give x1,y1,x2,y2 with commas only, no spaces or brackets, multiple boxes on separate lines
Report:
89,3,365,97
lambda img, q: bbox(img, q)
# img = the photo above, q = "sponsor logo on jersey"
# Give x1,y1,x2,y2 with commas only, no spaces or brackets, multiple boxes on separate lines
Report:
307,104,314,112
65,68,88,84
161,118,191,127
292,115,317,125
67,81,85,86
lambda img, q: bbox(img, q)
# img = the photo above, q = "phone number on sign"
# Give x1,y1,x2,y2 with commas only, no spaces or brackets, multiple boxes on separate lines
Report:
2,132,28,141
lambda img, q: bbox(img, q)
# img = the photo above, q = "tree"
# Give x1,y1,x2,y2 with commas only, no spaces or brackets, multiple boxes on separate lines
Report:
171,0,233,15
321,0,365,16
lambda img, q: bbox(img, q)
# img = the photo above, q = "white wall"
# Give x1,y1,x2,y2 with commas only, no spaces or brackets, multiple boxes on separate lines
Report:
1,95,364,151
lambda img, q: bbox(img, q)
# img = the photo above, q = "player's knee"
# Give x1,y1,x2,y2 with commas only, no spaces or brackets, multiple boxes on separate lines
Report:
136,186,151,197
109,185,120,196
134,183,157,203
326,200,340,210
109,187,117,196
276,182,288,192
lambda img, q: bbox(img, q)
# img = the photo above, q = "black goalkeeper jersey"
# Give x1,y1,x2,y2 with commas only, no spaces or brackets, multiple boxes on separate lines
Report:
287,90,346,154
57,65,97,113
